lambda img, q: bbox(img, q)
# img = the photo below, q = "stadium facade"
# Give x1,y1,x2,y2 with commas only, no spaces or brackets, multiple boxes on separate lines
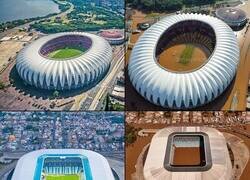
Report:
215,7,247,30
144,126,232,180
12,149,115,180
99,29,125,45
16,32,112,90
128,14,239,109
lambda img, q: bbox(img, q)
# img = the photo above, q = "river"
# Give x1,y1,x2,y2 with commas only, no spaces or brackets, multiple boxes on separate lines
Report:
0,0,60,23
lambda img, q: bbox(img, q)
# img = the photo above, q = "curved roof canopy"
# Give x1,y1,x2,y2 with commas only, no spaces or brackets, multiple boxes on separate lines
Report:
128,14,239,109
12,149,115,180
216,7,247,25
16,32,112,90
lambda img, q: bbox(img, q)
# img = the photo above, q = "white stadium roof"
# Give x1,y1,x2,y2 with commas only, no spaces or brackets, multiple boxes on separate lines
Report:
144,126,232,180
12,149,115,180
215,7,247,27
128,14,239,109
16,32,112,90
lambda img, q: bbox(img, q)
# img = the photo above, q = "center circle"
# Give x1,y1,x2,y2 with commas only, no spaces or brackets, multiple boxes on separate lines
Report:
39,34,92,60
155,20,216,72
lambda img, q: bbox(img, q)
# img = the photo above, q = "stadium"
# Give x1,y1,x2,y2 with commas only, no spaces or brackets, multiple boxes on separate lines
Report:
16,32,112,90
215,7,247,30
99,29,125,45
144,126,232,180
128,14,239,109
12,149,115,180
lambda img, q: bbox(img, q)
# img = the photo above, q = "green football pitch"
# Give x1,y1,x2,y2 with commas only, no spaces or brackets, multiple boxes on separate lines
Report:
48,47,85,60
45,174,81,180
179,44,195,64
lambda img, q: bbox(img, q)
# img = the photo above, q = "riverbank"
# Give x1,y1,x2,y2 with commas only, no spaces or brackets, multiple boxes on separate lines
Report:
0,0,70,33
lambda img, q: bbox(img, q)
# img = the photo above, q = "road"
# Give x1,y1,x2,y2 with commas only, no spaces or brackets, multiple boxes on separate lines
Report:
70,45,125,111
0,161,16,180
107,157,124,180
228,25,250,110
88,46,124,110
231,91,239,110
223,0,250,110
19,1,74,30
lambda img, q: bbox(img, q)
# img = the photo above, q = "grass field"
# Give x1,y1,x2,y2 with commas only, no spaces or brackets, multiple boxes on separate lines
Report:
179,44,195,64
48,47,85,60
45,174,80,180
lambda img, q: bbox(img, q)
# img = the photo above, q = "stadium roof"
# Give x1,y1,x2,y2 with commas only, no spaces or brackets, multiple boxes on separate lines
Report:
144,126,232,180
128,13,239,109
16,32,112,90
99,29,124,39
12,149,115,180
99,29,125,45
216,7,247,24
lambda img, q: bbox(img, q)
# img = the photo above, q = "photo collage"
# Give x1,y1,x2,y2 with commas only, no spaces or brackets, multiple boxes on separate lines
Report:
0,0,250,180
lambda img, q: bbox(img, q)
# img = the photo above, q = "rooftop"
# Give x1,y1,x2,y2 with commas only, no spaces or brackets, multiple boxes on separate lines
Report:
12,149,115,180
144,126,232,180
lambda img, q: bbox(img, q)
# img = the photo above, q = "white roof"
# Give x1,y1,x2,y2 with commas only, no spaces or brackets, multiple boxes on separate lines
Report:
128,14,239,109
144,126,232,180
114,86,125,92
0,36,11,41
16,32,112,90
111,91,125,99
12,149,115,180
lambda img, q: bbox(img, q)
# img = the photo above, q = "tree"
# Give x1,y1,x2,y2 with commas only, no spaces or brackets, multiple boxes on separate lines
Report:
104,94,111,111
126,133,137,144
0,80,5,89
112,103,124,111
53,90,59,98
126,123,139,145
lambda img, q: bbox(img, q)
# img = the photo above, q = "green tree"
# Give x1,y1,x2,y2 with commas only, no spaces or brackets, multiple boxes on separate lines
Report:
125,123,138,145
53,90,59,98
0,80,5,89
105,94,111,111
126,133,137,144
